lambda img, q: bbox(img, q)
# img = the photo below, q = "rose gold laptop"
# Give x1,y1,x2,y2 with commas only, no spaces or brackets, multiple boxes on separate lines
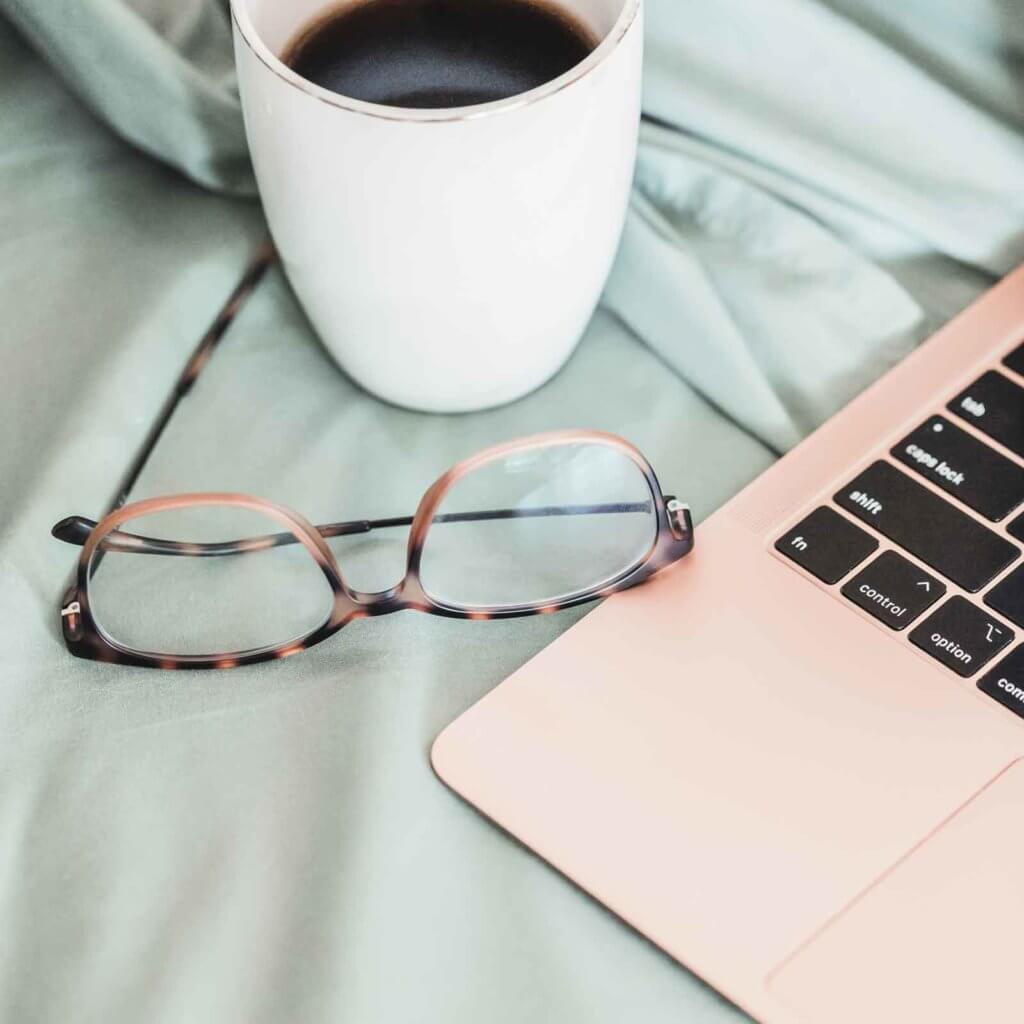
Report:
432,267,1024,1023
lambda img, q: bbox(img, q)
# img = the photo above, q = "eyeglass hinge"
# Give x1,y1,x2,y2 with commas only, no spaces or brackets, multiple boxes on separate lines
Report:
665,499,693,543
61,599,84,640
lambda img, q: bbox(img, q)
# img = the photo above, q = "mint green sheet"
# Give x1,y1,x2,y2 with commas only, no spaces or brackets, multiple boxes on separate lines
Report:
2,3,1023,1021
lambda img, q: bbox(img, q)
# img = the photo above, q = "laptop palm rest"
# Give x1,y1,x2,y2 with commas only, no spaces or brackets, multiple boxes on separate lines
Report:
769,758,1024,1024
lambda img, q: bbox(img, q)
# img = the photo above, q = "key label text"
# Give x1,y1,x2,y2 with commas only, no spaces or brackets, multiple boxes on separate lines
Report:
848,490,882,516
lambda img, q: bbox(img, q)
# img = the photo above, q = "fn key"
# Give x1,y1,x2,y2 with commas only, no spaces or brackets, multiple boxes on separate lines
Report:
775,507,878,584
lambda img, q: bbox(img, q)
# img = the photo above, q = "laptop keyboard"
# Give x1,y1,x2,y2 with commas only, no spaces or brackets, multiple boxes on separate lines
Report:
775,342,1024,720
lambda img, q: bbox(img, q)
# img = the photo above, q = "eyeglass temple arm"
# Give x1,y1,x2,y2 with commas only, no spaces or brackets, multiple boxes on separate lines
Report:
50,500,663,556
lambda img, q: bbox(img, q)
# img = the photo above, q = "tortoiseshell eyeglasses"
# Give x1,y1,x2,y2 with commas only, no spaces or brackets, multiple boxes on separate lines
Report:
51,430,694,669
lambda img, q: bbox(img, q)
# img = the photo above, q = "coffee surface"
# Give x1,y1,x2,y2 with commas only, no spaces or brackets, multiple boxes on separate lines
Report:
285,0,596,109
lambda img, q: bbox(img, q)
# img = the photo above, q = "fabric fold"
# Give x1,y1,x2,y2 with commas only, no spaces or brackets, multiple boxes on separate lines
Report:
605,122,925,452
0,0,255,194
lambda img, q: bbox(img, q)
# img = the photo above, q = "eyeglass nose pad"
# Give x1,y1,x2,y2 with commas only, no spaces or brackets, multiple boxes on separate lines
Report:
665,499,693,543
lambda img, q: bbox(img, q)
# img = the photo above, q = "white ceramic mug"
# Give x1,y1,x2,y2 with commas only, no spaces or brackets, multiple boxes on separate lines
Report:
231,0,642,412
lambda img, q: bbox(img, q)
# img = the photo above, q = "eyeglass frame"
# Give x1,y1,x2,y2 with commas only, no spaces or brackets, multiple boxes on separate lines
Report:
52,429,694,670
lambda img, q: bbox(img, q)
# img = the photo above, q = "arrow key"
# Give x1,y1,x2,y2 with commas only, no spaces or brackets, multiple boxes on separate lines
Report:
841,550,946,630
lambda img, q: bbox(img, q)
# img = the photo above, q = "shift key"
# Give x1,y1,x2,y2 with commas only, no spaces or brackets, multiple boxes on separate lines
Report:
835,461,1019,592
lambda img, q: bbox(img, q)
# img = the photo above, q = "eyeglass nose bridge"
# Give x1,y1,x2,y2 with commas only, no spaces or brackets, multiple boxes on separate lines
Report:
340,582,403,614
332,568,435,621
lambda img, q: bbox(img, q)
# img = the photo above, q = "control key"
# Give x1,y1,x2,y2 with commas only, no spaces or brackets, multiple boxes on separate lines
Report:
841,551,944,630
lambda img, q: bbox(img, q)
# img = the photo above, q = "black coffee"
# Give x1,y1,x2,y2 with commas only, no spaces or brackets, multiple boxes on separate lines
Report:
285,0,597,109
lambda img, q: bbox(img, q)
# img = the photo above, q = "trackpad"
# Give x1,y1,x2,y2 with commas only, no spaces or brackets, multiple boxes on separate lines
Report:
769,758,1024,1024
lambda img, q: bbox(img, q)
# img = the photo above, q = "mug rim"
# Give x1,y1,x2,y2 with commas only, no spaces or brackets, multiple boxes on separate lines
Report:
230,0,641,124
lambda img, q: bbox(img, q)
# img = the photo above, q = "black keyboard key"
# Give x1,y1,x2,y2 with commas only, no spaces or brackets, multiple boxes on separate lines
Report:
775,507,877,584
1004,342,1024,377
948,371,1024,459
909,597,1013,677
985,565,1024,629
1010,512,1024,543
891,415,1024,522
841,551,944,631
834,461,1019,592
978,646,1024,720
